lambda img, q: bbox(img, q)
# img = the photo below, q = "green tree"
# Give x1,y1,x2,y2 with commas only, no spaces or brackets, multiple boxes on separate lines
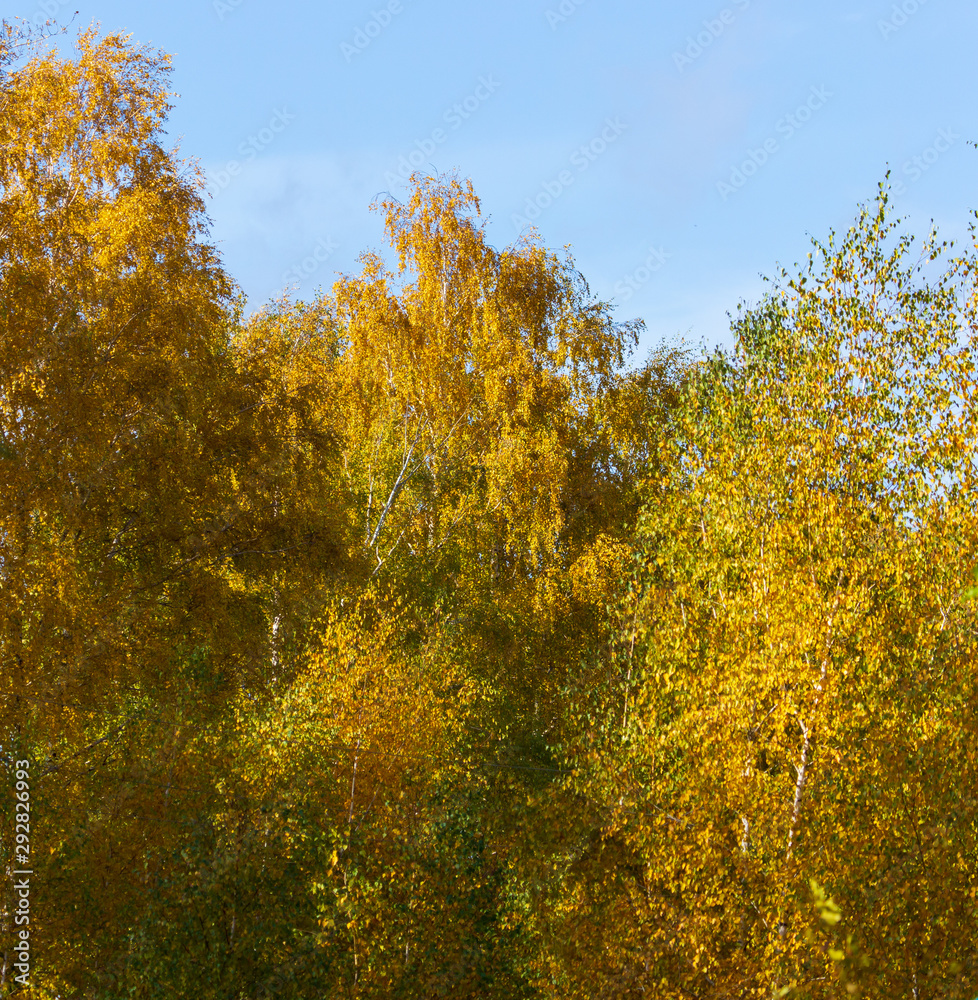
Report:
547,184,978,998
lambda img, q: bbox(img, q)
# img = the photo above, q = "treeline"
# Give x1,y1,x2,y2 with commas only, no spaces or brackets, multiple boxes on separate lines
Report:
1,23,977,999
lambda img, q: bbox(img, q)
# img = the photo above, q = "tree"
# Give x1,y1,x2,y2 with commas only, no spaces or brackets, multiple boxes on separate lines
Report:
546,184,978,997
180,173,691,998
0,24,347,993
12,20,976,998
0,23,690,992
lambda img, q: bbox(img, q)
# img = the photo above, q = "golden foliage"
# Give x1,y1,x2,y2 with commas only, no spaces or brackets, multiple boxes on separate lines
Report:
2,23,976,1000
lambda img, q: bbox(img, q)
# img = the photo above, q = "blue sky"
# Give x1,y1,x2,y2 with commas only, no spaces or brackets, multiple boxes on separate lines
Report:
12,0,977,357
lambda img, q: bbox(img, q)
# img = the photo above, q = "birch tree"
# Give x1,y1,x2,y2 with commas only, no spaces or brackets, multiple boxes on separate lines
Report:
548,185,978,998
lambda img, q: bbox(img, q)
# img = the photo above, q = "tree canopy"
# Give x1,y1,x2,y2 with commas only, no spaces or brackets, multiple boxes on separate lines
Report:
1,22,976,1000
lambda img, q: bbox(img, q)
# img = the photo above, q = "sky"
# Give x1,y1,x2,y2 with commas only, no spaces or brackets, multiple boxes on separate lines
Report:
8,0,977,358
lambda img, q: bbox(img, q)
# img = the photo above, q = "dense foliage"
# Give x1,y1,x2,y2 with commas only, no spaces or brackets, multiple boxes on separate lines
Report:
1,23,976,999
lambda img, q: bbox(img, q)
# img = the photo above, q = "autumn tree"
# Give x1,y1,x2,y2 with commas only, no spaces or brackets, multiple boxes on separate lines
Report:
163,173,692,999
542,185,978,998
0,22,348,995
11,19,977,1000
0,21,690,994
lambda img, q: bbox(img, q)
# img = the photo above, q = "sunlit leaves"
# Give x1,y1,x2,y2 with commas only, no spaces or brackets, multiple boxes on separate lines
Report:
5,21,977,998
550,182,978,997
